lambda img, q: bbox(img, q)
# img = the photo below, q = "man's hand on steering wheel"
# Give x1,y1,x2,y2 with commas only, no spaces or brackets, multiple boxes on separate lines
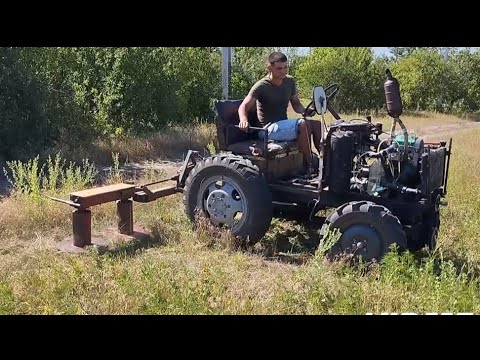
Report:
302,105,315,118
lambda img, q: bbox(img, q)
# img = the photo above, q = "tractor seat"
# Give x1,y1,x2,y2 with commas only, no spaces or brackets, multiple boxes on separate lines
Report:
214,99,299,158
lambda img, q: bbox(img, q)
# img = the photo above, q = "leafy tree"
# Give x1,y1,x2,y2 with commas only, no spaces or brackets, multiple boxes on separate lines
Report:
391,49,447,111
296,47,381,112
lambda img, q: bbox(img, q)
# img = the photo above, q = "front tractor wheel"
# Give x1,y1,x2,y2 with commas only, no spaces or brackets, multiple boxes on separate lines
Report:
426,192,441,250
183,156,273,245
319,201,407,262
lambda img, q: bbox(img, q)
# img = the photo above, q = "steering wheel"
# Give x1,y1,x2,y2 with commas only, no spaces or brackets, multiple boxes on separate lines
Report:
303,100,316,117
324,83,340,102
302,83,341,118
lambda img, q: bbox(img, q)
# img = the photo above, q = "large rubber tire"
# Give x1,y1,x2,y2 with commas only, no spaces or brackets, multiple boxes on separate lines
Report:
427,191,441,250
183,156,273,245
319,201,407,262
427,210,440,250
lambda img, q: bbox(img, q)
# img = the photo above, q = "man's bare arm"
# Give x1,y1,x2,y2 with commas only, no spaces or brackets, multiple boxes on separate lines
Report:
290,94,307,115
238,95,257,130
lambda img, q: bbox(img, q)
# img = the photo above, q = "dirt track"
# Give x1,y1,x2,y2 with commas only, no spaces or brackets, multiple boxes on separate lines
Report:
419,122,480,140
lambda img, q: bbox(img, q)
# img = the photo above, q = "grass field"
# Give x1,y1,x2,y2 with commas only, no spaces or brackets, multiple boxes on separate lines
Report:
1,111,480,314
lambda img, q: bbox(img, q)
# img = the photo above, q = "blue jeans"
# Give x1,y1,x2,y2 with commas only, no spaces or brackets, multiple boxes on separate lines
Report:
258,118,300,142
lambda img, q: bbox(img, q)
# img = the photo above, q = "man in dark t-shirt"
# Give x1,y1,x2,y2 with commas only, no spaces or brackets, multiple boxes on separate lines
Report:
248,74,298,128
238,51,321,172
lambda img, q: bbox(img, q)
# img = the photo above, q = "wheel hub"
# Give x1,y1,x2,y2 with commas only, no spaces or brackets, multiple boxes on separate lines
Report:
207,191,228,218
339,225,381,261
355,241,365,250
203,184,244,227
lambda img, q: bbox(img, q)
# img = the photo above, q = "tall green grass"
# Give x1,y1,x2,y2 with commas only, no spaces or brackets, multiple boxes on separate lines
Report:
4,153,97,199
0,122,480,314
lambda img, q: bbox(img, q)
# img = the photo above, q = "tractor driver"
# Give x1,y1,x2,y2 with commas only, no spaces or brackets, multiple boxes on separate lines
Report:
237,51,322,174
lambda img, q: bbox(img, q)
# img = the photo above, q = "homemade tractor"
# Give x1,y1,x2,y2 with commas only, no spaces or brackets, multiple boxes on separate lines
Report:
53,70,452,261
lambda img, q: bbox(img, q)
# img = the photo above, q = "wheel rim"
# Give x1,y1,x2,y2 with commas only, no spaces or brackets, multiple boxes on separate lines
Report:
197,175,247,230
337,225,382,261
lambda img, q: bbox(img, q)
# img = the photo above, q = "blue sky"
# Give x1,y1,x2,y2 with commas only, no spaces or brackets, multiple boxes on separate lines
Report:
298,47,478,56
298,47,391,56
371,47,478,56
372,47,391,57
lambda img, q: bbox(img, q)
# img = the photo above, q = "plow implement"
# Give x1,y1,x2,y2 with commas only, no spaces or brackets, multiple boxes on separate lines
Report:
48,151,201,253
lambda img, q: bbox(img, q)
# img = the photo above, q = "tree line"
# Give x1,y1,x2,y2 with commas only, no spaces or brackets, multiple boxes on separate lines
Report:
1,47,479,160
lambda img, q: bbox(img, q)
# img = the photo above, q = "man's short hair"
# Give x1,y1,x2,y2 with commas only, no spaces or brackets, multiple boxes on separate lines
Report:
267,52,288,66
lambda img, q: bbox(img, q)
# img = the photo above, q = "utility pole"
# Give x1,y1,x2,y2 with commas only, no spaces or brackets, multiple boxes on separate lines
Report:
221,47,232,100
